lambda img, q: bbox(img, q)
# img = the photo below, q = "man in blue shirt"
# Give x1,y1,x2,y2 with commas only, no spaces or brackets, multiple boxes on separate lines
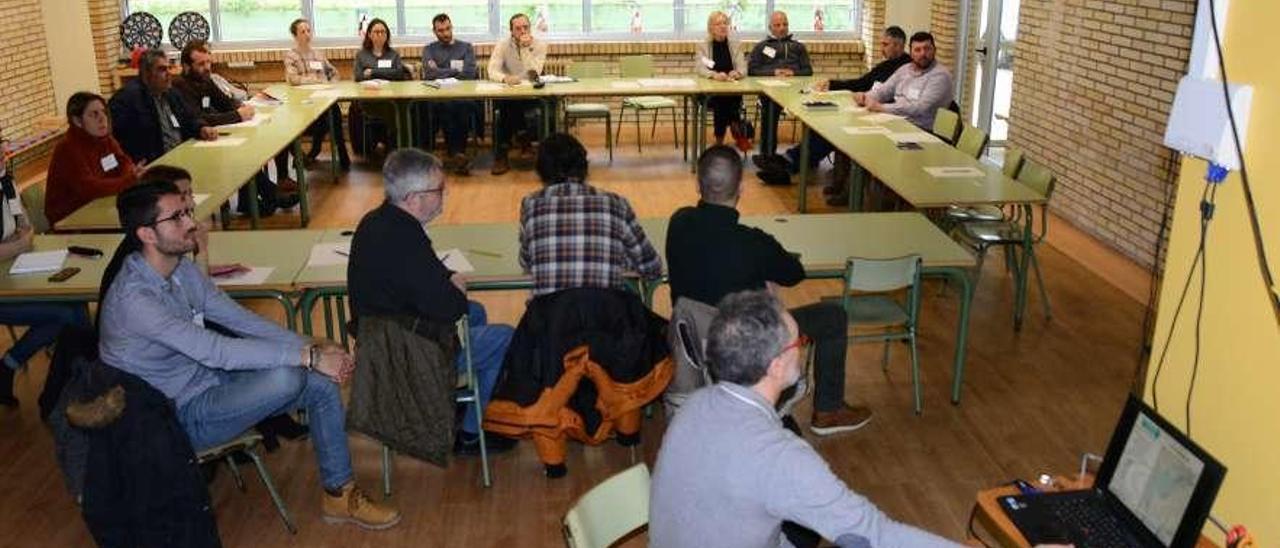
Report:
97,181,399,530
421,13,479,175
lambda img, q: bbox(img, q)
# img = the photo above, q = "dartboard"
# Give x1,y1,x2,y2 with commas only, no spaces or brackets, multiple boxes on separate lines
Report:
169,11,210,50
120,11,163,50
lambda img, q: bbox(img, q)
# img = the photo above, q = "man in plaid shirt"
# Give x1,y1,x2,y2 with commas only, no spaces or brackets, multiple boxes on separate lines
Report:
519,133,664,296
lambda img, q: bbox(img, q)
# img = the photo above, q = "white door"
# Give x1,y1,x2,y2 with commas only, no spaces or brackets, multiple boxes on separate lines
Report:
971,0,1020,143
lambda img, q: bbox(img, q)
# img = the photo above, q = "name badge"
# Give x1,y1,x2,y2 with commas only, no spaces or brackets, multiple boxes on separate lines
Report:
762,46,776,59
906,85,923,101
192,311,205,328
701,56,716,69
308,60,323,71
201,96,210,109
169,113,181,128
377,59,392,69
100,153,119,172
450,59,464,71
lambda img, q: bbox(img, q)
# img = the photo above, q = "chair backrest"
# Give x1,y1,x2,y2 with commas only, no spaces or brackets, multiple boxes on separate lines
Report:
20,182,49,234
844,255,922,293
563,464,651,548
619,55,655,78
1016,158,1056,199
567,61,606,79
931,108,961,144
955,124,989,159
1002,147,1025,179
665,297,717,414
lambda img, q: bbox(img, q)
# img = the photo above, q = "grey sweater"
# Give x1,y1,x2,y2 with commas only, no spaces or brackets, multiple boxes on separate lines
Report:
354,48,409,81
650,383,961,548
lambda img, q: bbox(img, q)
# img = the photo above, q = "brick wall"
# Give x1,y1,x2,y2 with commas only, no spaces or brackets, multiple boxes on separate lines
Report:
930,0,979,114
1007,0,1193,267
0,0,58,143
861,0,887,64
88,0,121,95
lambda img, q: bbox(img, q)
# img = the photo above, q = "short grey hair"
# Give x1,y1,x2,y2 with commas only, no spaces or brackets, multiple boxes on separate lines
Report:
139,49,169,74
382,148,444,203
706,290,790,386
697,145,743,204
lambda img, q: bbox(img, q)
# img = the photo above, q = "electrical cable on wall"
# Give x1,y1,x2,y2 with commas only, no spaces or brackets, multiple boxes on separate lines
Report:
1150,181,1213,414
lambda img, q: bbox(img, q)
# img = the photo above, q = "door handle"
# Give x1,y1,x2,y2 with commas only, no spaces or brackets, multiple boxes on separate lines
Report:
975,47,989,55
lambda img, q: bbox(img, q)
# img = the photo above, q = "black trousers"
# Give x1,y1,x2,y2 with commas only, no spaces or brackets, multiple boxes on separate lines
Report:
425,101,479,156
306,104,348,161
707,95,742,139
790,301,849,413
494,99,542,153
758,97,782,155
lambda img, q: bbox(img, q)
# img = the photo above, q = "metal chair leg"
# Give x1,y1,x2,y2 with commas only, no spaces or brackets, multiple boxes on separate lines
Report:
909,333,922,415
605,115,613,163
224,455,247,492
634,109,642,153
1029,245,1053,320
382,444,393,498
244,448,298,534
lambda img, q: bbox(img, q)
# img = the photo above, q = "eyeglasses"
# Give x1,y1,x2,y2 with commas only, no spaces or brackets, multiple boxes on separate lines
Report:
775,334,811,358
411,187,445,198
147,207,195,227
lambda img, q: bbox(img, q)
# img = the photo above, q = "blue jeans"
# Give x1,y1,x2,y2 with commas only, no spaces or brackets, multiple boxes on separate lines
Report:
0,303,90,367
461,301,514,435
178,367,353,491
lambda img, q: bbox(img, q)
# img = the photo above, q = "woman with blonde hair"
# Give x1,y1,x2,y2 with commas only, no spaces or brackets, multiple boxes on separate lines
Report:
694,11,746,145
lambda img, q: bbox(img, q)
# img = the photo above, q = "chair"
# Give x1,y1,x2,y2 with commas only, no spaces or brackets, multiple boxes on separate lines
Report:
381,315,491,497
196,431,296,534
944,147,1024,225
932,108,961,144
955,124,990,159
960,159,1056,323
616,55,679,153
825,255,924,414
562,463,650,548
20,183,49,234
563,62,613,162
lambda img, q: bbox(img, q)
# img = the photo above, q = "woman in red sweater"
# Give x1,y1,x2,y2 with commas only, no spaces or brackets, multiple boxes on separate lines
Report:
45,92,140,226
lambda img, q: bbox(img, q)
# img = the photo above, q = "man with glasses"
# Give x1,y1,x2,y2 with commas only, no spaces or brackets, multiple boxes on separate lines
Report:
347,149,516,455
110,49,218,164
650,290,961,548
666,146,867,436
421,13,480,176
98,181,401,530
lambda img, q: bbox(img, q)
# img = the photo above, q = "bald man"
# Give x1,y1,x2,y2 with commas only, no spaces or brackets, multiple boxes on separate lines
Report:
748,11,812,168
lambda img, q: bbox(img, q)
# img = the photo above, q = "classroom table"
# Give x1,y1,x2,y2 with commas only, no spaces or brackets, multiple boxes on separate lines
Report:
294,212,983,405
0,231,325,329
54,97,337,232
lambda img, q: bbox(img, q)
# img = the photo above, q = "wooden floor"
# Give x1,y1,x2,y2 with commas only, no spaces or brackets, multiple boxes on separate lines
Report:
0,127,1149,547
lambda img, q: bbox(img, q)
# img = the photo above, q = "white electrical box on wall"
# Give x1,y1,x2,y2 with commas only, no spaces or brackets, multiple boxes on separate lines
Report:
1162,0,1253,169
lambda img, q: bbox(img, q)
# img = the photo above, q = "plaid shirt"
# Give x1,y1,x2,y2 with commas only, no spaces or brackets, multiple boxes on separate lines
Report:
519,182,664,296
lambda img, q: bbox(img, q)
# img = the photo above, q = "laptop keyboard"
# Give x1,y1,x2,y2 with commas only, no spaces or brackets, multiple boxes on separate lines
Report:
1042,495,1135,548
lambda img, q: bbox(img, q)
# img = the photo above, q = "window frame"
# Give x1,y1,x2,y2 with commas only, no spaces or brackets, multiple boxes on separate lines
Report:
123,0,862,48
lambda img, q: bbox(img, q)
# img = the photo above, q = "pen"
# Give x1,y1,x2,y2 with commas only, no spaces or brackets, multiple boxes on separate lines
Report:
463,248,501,258
334,249,349,257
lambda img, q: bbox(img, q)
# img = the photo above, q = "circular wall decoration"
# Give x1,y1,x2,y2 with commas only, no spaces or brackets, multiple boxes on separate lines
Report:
169,11,211,50
120,11,163,50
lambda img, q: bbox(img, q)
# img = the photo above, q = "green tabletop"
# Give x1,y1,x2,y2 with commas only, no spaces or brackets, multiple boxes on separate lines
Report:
266,77,764,103
295,225,526,289
206,230,325,291
760,86,1045,209
54,97,336,232
0,234,123,299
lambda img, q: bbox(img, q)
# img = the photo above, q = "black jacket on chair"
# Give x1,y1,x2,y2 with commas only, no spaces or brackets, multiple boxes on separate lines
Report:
77,362,221,548
109,78,205,164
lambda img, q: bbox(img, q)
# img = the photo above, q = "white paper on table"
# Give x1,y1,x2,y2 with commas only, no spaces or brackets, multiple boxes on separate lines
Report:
885,132,942,145
637,78,696,88
10,249,68,275
296,84,332,90
213,266,275,286
193,137,247,148
475,83,506,92
246,97,280,108
840,105,868,114
437,248,475,273
609,81,642,89
310,89,344,98
360,79,390,89
424,78,460,87
541,75,575,84
756,79,792,87
193,193,210,205
859,112,905,123
924,166,986,178
307,242,351,267
842,125,892,135
218,113,271,128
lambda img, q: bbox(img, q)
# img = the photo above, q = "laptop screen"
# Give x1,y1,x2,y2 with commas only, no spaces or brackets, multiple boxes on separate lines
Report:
1104,407,1207,545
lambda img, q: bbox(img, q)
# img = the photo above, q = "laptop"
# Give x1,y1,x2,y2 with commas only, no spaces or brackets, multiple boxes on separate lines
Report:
1001,396,1226,548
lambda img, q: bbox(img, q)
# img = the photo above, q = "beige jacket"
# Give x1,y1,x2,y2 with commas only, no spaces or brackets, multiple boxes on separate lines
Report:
694,36,747,79
487,36,547,82
283,47,337,85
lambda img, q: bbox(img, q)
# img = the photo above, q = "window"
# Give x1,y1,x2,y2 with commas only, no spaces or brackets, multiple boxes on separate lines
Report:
123,0,863,44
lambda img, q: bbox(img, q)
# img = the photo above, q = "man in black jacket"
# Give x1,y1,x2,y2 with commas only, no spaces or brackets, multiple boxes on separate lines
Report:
110,49,217,164
785,26,912,204
667,146,871,437
172,40,298,215
747,11,813,168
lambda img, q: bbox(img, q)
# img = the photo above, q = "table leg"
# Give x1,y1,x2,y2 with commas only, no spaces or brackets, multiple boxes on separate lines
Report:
247,175,260,230
848,163,867,211
294,140,309,227
1013,204,1033,331
932,267,974,404
797,125,811,213
328,105,339,180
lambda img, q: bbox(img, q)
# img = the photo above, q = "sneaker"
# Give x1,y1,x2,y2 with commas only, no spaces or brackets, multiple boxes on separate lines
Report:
453,430,518,456
491,155,510,175
276,178,300,194
321,483,401,530
825,193,850,207
451,153,471,176
810,404,873,436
